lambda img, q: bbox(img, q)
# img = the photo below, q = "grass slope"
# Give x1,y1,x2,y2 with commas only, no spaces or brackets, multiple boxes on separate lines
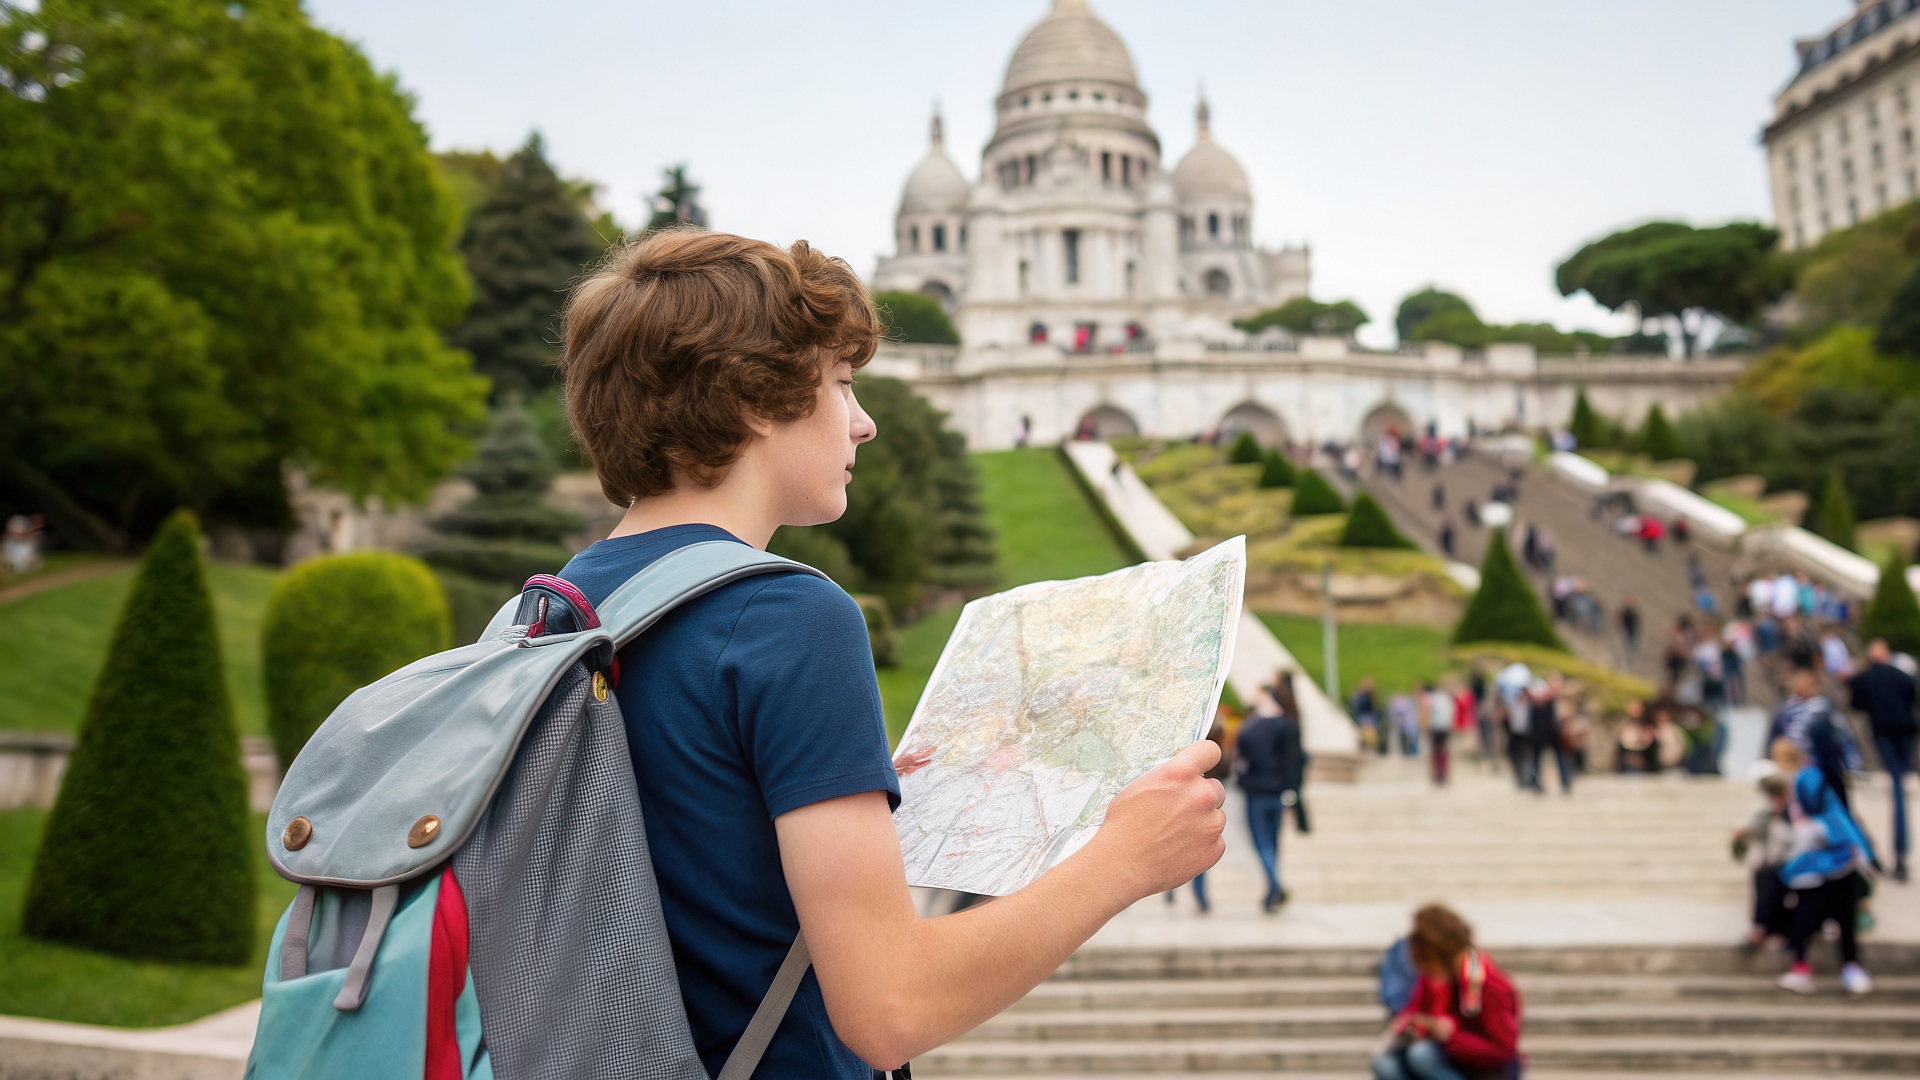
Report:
876,449,1133,742
0,562,277,736
0,809,296,1026
1259,613,1455,702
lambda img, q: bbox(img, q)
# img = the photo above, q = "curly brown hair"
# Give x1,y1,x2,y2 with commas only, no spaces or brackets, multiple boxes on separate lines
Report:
1408,903,1474,971
558,229,880,505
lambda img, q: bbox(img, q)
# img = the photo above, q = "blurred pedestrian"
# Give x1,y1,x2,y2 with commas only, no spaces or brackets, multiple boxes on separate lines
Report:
1371,905,1522,1080
2,514,43,575
1619,600,1641,664
1352,676,1383,755
1772,658,1865,813
1772,738,1875,996
1235,678,1307,912
1390,692,1421,758
1849,638,1917,882
1432,482,1446,510
1439,520,1455,558
1423,681,1456,786
1734,773,1795,951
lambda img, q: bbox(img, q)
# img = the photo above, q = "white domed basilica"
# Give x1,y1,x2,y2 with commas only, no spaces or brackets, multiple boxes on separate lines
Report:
873,0,1310,354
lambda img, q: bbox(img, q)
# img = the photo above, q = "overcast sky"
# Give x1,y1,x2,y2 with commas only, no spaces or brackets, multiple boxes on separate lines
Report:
308,0,1851,348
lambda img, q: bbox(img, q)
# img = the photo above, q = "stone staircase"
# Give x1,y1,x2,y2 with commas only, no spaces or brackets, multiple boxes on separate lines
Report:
919,944,1920,1076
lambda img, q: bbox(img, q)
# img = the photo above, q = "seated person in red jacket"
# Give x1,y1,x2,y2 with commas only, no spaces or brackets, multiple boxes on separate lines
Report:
1372,904,1523,1080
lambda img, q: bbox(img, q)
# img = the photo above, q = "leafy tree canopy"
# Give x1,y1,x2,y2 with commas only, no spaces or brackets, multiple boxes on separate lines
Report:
1396,289,1474,344
0,0,488,549
1876,264,1920,359
1235,296,1368,337
1556,221,1788,356
450,134,606,400
1396,290,1616,354
875,290,959,345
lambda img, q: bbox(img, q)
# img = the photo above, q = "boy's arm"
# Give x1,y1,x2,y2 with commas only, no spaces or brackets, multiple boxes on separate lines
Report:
775,740,1226,1070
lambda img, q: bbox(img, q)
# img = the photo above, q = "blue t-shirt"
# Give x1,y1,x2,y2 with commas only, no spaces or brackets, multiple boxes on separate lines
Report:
559,524,899,1079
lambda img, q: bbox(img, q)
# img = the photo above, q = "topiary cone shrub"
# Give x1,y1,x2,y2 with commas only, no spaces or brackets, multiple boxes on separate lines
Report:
1258,450,1295,489
1289,469,1347,516
264,552,453,767
1807,468,1858,553
1338,492,1416,549
22,510,255,964
1862,551,1920,658
1453,526,1565,651
1227,431,1263,465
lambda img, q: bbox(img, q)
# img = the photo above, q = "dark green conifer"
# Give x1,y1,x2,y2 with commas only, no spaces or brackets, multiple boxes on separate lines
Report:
419,402,585,587
1289,469,1347,515
1807,468,1858,552
1568,390,1614,450
1452,527,1566,650
1862,551,1920,658
22,511,255,963
1228,431,1263,465
1258,450,1296,489
1641,404,1681,462
1338,493,1416,549
264,553,452,766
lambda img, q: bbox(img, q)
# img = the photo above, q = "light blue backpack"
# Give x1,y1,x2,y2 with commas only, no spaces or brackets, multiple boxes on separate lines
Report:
250,542,822,1080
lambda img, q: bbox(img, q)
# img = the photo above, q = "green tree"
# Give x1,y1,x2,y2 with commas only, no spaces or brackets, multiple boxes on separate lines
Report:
1396,289,1475,344
647,165,708,231
419,402,584,586
1338,492,1415,549
1289,469,1347,515
1556,222,1788,357
1453,527,1565,650
0,0,487,549
450,134,605,400
1235,297,1368,337
875,290,959,345
1641,404,1681,462
1227,431,1263,465
264,552,452,766
1876,264,1920,359
1568,389,1619,450
1808,468,1858,551
22,510,253,962
1257,450,1295,489
1862,551,1920,657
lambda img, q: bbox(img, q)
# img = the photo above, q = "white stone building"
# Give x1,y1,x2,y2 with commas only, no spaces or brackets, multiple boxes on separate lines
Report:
872,0,1309,354
1765,0,1920,251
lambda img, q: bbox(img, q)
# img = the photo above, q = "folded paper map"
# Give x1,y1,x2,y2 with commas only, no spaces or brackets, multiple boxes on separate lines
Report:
893,536,1245,896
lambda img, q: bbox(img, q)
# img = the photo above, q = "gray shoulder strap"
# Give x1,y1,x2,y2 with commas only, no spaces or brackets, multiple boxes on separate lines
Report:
594,540,825,647
717,934,811,1080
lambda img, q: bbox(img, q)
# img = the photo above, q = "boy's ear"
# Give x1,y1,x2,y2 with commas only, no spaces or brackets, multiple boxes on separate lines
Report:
740,406,777,440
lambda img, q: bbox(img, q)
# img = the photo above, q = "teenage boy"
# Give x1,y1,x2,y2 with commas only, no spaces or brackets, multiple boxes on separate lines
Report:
554,230,1227,1077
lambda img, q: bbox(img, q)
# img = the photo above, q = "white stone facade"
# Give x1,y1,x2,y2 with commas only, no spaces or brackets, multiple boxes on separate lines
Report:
1765,0,1920,251
872,0,1309,354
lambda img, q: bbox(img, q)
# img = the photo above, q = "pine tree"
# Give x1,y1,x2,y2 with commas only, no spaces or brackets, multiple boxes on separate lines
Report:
1453,527,1566,650
1862,551,1920,658
419,403,585,587
1641,404,1681,462
1568,389,1613,450
1258,450,1296,489
22,510,255,963
1808,468,1858,552
264,553,452,766
1227,431,1263,465
1290,469,1347,515
451,134,605,400
1338,493,1416,549
647,165,709,231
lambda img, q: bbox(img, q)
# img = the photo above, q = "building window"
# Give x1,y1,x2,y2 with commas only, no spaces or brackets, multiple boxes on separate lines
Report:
1790,185,1801,211
1068,90,1079,100
1795,223,1806,247
1785,147,1797,171
1180,216,1195,242
1910,168,1918,194
1204,268,1231,296
1207,212,1220,238
1063,229,1081,284
1025,155,1036,184
1125,260,1136,294
1021,95,1030,108
1232,215,1246,243
1849,197,1860,223
1073,323,1096,353
1018,260,1030,295
1121,155,1132,186
1814,138,1825,162
1905,128,1915,152
932,224,946,252
959,226,967,251
1126,322,1143,343
1093,91,1104,102
910,225,920,252
1870,101,1882,128
1102,151,1112,182
1844,159,1856,182
1874,143,1886,168
1901,86,1912,114
1140,159,1150,178
1821,210,1832,229
1839,118,1851,144
1029,322,1047,343
1878,182,1889,208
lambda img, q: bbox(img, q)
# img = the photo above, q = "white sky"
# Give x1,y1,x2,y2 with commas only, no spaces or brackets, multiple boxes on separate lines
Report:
307,0,1852,348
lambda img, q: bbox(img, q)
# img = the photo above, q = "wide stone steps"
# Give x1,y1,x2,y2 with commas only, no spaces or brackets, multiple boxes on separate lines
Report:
1011,974,1920,1009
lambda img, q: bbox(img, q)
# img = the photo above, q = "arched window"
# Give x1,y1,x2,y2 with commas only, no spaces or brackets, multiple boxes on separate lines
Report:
1029,322,1049,344
1207,212,1220,238
933,224,946,252
910,225,920,252
959,225,967,251
1204,268,1231,296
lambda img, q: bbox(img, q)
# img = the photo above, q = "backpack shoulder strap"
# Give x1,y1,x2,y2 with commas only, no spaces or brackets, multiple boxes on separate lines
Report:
592,540,826,648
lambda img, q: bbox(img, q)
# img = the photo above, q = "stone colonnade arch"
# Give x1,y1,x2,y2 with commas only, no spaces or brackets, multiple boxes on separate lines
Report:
1076,404,1140,440
1216,402,1290,448
1360,402,1417,444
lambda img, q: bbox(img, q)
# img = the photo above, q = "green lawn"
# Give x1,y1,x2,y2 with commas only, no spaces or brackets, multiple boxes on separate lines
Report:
1259,613,1458,703
877,449,1134,742
0,809,297,1026
0,561,279,736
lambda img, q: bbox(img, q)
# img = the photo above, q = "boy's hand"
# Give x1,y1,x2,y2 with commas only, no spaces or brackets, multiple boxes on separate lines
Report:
1088,740,1227,898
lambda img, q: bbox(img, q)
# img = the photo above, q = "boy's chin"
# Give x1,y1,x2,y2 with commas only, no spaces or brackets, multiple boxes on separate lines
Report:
786,496,848,529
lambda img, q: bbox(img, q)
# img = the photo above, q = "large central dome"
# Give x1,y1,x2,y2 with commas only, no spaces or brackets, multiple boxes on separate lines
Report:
1001,0,1140,97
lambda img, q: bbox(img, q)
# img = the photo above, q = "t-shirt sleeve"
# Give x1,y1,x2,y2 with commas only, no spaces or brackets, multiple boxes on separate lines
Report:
718,574,901,819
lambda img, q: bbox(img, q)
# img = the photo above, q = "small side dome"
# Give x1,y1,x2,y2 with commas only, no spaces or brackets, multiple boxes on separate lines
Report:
901,112,970,215
1171,97,1250,202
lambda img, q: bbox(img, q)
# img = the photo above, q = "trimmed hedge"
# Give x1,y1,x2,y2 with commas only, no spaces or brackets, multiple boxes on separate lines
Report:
1339,492,1416,549
1290,469,1347,515
1227,431,1263,465
1863,551,1920,657
22,510,254,964
1453,526,1565,650
1258,451,1295,489
264,552,452,766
